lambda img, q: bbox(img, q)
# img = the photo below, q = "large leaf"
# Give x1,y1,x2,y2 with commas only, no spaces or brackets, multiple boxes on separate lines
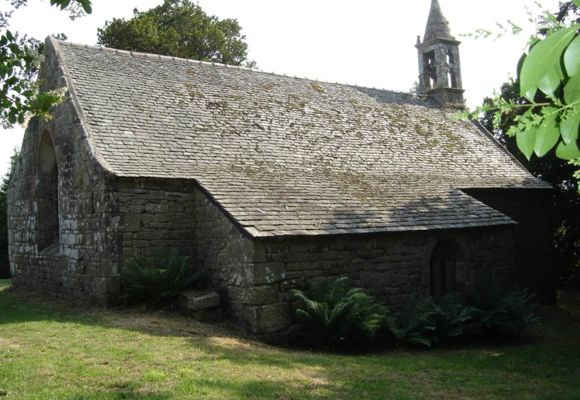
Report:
534,112,560,157
519,26,577,101
538,65,563,98
556,140,580,160
564,74,580,105
516,126,538,160
561,108,580,145
564,35,580,77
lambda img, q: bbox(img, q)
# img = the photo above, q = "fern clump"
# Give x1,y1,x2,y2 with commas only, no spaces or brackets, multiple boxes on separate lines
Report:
292,278,538,350
121,250,206,307
292,277,397,348
466,288,538,337
401,289,538,348
400,295,477,348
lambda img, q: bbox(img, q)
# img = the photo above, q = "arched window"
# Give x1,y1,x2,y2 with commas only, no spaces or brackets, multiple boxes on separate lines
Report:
37,131,59,252
429,240,458,298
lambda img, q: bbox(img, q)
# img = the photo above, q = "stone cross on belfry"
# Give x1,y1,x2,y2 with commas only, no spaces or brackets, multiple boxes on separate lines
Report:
416,0,465,109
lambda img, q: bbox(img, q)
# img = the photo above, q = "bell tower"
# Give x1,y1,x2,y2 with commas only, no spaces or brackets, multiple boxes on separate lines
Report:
416,0,464,109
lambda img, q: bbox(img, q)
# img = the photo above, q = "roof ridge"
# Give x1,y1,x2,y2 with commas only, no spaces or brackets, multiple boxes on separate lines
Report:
55,38,254,70
54,37,416,97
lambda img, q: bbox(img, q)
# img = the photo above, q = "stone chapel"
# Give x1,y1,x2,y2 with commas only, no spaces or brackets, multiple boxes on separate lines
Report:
8,0,554,336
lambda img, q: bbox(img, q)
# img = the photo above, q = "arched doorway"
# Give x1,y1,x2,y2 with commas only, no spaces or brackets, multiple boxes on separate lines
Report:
429,239,460,298
37,131,59,252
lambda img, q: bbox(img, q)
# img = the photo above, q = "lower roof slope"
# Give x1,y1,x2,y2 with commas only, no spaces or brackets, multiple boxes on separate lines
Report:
52,38,549,237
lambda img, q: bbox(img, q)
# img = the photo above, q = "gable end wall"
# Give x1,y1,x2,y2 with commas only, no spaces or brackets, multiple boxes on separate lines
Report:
8,37,121,304
8,103,120,304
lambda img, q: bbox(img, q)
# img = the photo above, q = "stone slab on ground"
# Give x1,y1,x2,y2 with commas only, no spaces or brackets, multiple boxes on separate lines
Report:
180,290,221,312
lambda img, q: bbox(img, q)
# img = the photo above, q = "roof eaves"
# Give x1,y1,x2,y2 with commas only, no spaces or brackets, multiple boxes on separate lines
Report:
250,219,517,239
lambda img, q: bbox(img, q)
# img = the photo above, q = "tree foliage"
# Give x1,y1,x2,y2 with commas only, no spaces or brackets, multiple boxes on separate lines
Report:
97,0,253,67
462,1,580,181
0,0,91,128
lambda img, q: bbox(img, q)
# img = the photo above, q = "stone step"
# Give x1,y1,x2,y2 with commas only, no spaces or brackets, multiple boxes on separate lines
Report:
179,290,221,312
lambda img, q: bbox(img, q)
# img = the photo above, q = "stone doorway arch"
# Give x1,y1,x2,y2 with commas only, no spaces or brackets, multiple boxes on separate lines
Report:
429,238,462,298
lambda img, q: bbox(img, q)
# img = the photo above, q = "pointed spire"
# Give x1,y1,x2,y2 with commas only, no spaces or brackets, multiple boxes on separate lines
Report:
424,0,454,42
416,0,464,108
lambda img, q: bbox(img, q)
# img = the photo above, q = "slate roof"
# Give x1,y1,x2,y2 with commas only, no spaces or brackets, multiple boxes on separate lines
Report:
51,38,550,238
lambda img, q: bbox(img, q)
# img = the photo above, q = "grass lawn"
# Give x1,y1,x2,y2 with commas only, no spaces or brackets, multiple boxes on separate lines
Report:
0,279,579,399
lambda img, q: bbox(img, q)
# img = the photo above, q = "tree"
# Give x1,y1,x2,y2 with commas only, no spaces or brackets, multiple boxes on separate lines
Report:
479,2,580,286
464,1,579,182
0,150,19,279
0,0,92,128
97,0,253,67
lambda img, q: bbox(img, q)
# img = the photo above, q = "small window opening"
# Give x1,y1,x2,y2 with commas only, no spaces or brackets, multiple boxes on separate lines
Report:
446,49,455,64
423,51,437,89
445,50,458,88
429,240,458,298
449,70,457,88
37,132,59,252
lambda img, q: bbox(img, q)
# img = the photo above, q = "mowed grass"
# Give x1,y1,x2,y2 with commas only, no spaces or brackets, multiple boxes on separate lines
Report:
0,279,579,400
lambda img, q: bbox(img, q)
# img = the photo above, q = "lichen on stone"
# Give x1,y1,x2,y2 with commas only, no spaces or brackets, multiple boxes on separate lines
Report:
309,82,325,94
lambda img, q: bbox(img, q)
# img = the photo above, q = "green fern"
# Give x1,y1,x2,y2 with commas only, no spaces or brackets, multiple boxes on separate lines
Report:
292,277,395,347
121,250,206,307
467,289,538,336
401,289,538,348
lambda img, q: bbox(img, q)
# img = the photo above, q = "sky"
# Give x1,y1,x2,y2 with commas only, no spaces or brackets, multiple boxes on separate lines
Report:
0,0,562,176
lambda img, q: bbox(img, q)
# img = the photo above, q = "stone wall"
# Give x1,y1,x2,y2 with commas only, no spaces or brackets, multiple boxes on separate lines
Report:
242,226,515,336
7,39,120,304
192,187,255,321
117,178,254,322
464,188,555,302
118,178,198,260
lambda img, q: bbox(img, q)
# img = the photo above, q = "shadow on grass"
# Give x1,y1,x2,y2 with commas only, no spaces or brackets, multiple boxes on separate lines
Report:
559,289,580,319
2,283,580,399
